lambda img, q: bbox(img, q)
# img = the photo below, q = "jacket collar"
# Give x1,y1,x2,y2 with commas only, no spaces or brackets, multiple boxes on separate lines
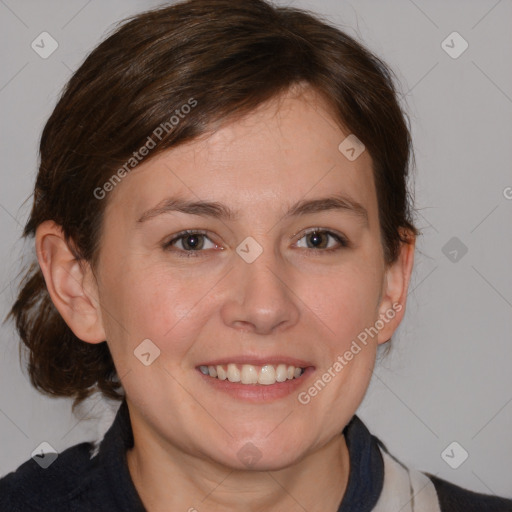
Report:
97,399,384,511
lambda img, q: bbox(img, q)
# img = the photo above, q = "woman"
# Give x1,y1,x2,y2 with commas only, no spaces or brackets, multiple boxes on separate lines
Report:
1,0,511,510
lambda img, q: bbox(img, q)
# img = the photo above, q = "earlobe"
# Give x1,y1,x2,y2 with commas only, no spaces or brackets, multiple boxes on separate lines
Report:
376,230,416,345
35,220,106,344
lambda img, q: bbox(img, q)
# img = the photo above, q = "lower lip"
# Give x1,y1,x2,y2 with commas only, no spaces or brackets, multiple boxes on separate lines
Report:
197,367,315,403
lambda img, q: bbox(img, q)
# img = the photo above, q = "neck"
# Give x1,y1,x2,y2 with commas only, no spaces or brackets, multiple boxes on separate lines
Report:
126,422,350,512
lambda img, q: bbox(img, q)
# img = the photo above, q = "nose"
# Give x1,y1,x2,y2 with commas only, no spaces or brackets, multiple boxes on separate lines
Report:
220,246,301,335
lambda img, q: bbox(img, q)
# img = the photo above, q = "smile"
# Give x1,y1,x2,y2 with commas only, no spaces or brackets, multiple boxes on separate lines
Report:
199,363,305,385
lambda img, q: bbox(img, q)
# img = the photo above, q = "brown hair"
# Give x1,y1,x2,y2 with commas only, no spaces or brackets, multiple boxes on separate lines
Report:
5,0,419,408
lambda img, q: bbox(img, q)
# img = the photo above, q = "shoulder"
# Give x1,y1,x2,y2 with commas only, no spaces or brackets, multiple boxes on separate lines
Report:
426,473,512,512
0,441,105,512
0,399,143,512
372,433,512,512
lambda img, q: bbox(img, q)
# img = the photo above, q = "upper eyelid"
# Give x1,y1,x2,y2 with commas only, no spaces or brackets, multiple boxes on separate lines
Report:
293,226,344,239
297,231,348,250
166,229,214,246
292,227,348,244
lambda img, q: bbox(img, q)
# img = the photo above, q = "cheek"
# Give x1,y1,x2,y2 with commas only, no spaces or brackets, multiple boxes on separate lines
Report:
297,265,382,346
100,262,216,361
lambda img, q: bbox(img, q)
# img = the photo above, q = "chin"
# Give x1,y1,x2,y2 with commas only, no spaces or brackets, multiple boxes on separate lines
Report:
208,436,309,472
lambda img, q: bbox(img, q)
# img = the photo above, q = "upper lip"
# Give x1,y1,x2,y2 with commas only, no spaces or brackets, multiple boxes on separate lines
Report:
196,356,314,368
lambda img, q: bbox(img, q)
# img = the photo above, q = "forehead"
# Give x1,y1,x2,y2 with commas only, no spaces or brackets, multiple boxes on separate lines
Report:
105,87,378,225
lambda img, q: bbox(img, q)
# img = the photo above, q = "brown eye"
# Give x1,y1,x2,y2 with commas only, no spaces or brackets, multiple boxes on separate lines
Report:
306,231,329,249
163,230,219,256
179,233,205,251
295,229,348,252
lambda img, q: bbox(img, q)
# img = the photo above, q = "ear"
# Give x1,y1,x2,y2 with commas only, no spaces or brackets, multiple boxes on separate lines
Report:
35,220,106,344
376,229,416,345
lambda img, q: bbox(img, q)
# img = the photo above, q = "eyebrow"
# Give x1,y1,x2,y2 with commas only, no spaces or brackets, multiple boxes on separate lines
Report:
137,194,369,226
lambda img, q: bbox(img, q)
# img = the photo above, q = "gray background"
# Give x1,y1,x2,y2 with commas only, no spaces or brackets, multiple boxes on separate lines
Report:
1,0,511,499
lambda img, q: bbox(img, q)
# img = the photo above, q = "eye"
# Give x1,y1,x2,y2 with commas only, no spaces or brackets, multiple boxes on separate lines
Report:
163,230,220,256
294,229,349,252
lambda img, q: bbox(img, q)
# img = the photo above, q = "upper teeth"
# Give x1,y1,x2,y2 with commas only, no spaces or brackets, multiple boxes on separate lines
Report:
199,363,304,385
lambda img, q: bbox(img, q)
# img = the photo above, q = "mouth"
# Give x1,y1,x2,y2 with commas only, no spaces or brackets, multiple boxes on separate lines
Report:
196,358,314,402
198,363,305,385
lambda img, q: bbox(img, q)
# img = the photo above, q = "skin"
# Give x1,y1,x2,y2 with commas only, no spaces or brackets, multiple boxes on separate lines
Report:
36,85,415,511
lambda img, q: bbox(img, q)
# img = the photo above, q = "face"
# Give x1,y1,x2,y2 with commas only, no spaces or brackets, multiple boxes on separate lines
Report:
88,86,409,470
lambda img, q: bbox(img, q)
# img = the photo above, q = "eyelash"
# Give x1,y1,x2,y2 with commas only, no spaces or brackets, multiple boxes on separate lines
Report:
162,228,349,258
162,229,218,258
